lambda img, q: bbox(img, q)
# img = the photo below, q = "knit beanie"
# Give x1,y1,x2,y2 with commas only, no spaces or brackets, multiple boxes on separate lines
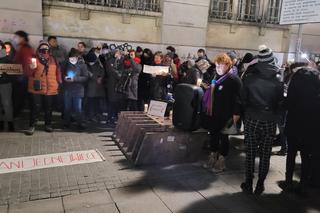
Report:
258,45,274,63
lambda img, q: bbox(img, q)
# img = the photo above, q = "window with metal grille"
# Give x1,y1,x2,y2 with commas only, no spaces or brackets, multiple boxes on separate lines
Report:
48,0,161,12
209,0,233,20
237,0,261,22
266,0,281,24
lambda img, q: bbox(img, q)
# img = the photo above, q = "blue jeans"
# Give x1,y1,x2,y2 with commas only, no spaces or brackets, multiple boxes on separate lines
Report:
64,92,83,125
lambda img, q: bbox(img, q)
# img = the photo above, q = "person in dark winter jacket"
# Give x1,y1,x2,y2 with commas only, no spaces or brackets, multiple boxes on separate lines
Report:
48,36,66,67
61,48,89,130
203,53,242,173
196,49,210,63
241,45,284,195
124,50,142,111
149,51,171,101
137,48,153,111
279,64,320,193
181,59,202,86
0,41,16,131
48,36,67,114
86,51,105,122
105,49,124,124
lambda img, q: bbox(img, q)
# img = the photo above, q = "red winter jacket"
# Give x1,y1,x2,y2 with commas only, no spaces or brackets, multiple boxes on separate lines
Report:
14,42,35,77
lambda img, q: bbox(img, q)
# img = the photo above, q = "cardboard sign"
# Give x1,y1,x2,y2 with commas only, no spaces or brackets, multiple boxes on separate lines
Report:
0,149,105,174
0,64,23,75
143,65,169,76
147,100,168,118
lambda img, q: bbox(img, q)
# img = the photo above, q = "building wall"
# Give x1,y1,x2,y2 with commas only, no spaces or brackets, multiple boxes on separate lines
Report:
0,0,43,46
161,0,210,47
43,6,161,44
1,0,319,63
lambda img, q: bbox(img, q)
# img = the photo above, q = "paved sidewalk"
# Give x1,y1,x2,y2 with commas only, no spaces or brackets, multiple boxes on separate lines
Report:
0,118,319,213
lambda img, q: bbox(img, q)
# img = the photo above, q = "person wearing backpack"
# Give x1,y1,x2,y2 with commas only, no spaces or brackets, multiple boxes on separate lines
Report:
240,45,284,195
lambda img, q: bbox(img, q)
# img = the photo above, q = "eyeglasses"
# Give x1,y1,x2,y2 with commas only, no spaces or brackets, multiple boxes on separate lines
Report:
39,49,49,54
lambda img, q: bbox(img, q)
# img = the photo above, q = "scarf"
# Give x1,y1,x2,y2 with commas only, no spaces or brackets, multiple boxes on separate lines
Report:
38,54,49,75
205,68,235,116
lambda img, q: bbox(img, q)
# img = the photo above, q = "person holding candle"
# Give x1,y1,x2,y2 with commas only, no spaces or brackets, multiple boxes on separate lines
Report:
25,42,62,135
61,48,89,130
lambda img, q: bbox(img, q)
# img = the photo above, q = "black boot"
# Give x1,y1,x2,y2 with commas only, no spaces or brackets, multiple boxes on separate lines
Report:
8,122,15,132
241,179,253,194
0,121,4,131
254,179,265,195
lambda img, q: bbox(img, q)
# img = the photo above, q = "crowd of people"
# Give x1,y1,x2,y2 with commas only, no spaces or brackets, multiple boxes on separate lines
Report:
0,30,319,196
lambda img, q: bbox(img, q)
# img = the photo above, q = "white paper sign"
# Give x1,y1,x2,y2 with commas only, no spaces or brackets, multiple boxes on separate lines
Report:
0,149,104,174
143,65,169,75
147,100,168,118
280,0,320,25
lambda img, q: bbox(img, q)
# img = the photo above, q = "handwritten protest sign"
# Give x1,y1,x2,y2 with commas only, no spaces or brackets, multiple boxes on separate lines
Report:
0,149,104,174
143,65,169,76
147,100,168,118
0,64,23,75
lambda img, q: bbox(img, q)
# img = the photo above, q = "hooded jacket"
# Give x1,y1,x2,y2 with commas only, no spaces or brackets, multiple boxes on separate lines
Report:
241,61,283,121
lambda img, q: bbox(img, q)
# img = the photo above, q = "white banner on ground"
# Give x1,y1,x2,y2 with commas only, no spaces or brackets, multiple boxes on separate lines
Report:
143,65,169,75
0,149,105,174
280,0,320,25
147,100,167,118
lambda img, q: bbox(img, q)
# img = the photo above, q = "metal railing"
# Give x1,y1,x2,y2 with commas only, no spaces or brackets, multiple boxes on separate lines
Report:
49,0,161,12
209,0,233,20
209,0,282,25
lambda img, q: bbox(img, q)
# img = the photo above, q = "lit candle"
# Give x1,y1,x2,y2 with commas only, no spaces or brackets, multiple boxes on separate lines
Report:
197,78,202,86
31,57,37,68
144,104,148,113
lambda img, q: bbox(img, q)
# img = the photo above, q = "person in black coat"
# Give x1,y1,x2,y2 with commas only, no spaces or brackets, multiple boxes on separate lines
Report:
240,45,283,195
279,64,320,193
203,53,242,173
0,41,16,131
137,48,153,111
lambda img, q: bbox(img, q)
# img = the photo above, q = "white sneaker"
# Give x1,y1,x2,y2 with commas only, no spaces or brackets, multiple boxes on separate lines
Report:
203,152,218,169
211,155,226,173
